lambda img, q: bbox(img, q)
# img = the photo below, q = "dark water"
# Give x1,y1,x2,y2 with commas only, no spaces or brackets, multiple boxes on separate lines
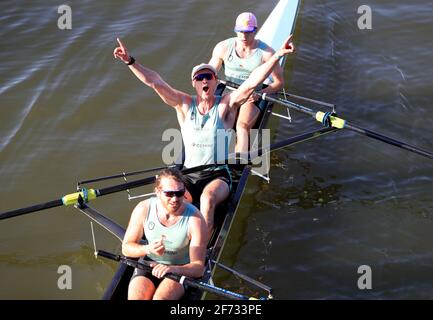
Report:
1,0,433,299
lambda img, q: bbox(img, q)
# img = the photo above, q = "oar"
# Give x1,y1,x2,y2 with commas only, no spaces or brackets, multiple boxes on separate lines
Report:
277,90,335,108
96,250,267,300
230,127,338,162
0,164,218,221
78,165,177,186
1,126,341,221
220,79,433,160
262,94,433,160
219,79,335,109
0,175,154,221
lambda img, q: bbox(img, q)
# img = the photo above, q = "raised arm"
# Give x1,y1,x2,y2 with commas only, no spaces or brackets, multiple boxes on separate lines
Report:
114,38,190,109
261,48,284,95
228,35,295,108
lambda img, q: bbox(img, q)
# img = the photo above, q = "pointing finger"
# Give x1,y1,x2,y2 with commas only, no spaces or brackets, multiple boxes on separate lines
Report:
117,37,125,50
285,35,293,48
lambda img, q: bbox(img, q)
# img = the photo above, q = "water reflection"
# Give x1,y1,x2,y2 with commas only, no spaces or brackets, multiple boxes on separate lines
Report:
257,155,342,210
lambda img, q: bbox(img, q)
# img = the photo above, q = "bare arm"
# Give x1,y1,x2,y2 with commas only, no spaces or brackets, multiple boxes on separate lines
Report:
150,210,207,279
208,40,227,72
261,49,284,94
122,200,165,258
113,38,191,109
228,35,295,109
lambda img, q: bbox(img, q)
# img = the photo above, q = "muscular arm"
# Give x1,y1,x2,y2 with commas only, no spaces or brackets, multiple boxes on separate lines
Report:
208,40,227,72
122,200,149,257
128,63,191,108
114,38,191,110
261,49,284,94
169,211,206,278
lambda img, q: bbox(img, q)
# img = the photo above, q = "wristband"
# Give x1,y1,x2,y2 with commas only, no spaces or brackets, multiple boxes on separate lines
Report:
127,56,135,65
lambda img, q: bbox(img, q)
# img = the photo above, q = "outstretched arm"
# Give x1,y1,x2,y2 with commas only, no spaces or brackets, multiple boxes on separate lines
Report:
114,38,190,109
261,49,285,94
228,35,295,108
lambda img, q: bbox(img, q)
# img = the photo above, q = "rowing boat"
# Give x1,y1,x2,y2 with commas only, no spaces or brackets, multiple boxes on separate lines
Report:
99,0,302,300
4,0,433,301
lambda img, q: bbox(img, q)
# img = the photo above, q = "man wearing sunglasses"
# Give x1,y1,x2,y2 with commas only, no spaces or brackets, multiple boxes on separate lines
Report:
209,12,285,153
113,35,294,238
122,168,207,300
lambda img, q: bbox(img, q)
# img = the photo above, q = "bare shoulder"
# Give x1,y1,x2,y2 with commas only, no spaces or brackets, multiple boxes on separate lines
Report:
189,208,206,230
124,199,150,239
131,198,150,219
175,93,193,121
222,90,243,110
218,93,233,111
213,38,230,56
220,92,231,105
260,41,276,60
190,207,205,222
136,198,150,210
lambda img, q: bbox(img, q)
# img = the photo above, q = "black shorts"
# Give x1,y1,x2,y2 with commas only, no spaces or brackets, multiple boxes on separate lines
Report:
130,263,162,289
253,97,269,112
130,258,187,290
183,167,232,205
250,83,269,112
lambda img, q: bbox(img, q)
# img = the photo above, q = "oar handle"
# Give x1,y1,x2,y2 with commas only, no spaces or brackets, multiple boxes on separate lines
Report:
97,250,121,261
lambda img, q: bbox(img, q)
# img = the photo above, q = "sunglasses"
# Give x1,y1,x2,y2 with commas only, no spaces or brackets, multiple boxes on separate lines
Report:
162,189,185,198
236,27,257,34
194,73,214,81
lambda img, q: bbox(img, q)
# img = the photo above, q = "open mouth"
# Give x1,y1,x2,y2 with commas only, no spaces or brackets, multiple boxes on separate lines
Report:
203,85,209,93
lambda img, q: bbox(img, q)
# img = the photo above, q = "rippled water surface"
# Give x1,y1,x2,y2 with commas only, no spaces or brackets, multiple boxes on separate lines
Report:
1,0,433,299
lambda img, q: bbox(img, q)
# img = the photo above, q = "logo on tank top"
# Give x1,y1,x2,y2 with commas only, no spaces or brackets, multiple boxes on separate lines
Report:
148,221,155,230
